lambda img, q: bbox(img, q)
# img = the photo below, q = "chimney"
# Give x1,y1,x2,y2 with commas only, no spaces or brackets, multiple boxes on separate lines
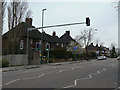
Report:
52,31,56,36
26,18,32,26
66,31,70,36
96,44,98,47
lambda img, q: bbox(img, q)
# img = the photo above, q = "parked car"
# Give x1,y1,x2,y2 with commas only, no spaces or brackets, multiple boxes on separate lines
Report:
97,56,106,60
117,56,120,60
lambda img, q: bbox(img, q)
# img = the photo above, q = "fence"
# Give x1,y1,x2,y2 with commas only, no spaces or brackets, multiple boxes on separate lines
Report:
2,54,28,66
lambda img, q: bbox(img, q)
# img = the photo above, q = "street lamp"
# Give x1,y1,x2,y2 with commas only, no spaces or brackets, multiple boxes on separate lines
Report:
41,8,47,64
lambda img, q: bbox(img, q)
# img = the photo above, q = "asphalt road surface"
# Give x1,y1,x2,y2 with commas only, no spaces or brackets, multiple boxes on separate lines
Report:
2,58,119,89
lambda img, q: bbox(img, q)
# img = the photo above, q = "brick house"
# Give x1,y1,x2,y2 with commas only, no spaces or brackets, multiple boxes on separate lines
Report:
2,18,75,61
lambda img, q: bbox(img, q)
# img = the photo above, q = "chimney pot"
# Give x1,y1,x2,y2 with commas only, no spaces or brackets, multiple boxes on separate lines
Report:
66,31,70,35
52,31,56,36
26,18,32,26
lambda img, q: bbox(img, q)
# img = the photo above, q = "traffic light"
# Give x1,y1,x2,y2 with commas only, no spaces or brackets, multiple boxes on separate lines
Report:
36,43,41,51
46,44,50,51
36,43,39,50
86,17,90,26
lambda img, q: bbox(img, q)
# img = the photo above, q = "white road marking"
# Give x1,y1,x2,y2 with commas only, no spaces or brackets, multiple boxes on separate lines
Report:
89,74,92,78
54,66,57,68
74,80,77,85
103,68,106,71
112,65,114,67
38,74,44,77
90,72,98,76
97,71,100,74
62,68,106,88
57,66,59,68
25,71,28,72
63,79,78,88
0,84,2,86
72,67,74,70
80,76,91,80
23,74,44,80
114,81,118,88
5,79,20,85
59,70,62,73
22,76,38,80
99,68,106,72
63,85,75,88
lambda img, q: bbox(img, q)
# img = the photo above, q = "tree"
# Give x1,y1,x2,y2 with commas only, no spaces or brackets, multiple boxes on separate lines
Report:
67,40,83,53
118,1,120,13
76,28,95,60
7,0,32,30
7,0,32,54
1,0,7,33
110,43,117,58
95,38,100,45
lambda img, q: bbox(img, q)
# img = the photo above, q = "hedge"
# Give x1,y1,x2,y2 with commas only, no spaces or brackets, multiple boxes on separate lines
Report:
2,60,9,67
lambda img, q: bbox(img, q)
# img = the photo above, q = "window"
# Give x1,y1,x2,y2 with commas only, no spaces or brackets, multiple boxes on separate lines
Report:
61,43,63,47
20,40,23,49
56,43,59,46
31,39,33,44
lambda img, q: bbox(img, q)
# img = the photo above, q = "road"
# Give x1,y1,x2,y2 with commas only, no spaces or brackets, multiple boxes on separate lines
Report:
2,58,119,89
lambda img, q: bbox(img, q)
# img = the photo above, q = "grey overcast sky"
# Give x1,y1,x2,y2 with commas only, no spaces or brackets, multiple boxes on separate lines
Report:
3,0,118,48
27,1,118,48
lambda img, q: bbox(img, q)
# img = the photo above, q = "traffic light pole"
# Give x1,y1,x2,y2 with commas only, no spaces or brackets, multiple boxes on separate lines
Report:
28,17,90,64
29,22,86,31
47,50,49,63
25,28,29,68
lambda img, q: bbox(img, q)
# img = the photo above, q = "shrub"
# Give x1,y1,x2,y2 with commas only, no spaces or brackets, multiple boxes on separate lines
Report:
2,60,9,67
43,50,74,59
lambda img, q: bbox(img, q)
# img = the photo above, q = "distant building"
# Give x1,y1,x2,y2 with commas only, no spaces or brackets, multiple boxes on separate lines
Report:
87,43,110,56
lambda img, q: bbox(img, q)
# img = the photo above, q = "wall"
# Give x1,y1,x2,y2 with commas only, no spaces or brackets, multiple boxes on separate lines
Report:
2,54,28,65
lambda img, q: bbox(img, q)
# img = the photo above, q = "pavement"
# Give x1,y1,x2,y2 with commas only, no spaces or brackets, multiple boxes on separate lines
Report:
2,58,120,89
1,60,86,72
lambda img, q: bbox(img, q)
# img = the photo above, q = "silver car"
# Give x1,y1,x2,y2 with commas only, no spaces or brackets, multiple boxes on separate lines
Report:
97,56,106,60
117,56,120,60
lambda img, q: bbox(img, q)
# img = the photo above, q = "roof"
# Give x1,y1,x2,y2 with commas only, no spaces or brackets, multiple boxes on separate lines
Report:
2,21,75,44
2,22,41,39
2,22,28,38
60,33,75,43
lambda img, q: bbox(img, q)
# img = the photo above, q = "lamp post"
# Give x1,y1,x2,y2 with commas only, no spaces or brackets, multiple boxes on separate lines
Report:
41,8,47,64
25,28,30,68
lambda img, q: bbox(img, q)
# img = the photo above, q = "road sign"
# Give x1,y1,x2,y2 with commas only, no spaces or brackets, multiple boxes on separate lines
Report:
74,47,77,50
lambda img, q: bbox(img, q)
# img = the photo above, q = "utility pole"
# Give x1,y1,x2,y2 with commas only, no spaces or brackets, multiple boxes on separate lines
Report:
46,43,50,63
25,28,29,67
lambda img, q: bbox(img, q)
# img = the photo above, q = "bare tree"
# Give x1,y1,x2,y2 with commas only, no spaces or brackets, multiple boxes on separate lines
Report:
76,28,95,60
1,0,7,33
110,42,117,58
7,0,32,30
67,40,83,53
99,42,104,47
7,0,32,54
95,38,100,45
